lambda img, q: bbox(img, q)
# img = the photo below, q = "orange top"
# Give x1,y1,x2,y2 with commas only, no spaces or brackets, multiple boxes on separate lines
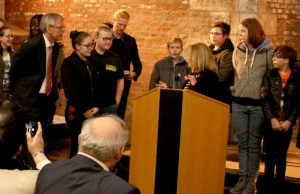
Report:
278,69,291,88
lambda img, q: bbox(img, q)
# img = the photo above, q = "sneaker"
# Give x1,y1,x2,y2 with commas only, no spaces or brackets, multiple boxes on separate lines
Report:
229,176,248,193
241,177,256,194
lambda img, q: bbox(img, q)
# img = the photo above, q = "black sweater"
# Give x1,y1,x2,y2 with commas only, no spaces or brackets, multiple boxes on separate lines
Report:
61,52,98,115
187,70,221,101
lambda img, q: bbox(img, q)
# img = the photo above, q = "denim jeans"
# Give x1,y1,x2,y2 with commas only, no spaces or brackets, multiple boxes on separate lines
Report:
232,102,264,178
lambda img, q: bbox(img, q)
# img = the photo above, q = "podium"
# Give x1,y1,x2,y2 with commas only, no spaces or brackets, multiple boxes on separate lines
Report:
129,88,230,194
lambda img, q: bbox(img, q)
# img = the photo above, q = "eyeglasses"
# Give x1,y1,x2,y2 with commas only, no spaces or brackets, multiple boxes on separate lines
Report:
50,25,65,30
273,54,287,59
80,43,94,49
102,37,113,42
210,32,223,36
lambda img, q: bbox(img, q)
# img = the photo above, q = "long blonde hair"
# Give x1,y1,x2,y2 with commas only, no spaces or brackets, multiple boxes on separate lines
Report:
187,43,218,73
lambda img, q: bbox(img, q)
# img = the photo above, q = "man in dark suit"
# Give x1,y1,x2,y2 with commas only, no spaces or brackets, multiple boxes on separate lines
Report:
9,13,64,150
110,10,142,119
36,114,140,194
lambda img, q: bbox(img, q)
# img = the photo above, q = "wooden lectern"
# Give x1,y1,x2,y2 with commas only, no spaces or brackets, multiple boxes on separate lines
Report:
129,88,230,194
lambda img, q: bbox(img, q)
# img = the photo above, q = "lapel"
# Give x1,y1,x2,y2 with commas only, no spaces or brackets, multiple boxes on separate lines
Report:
37,35,46,73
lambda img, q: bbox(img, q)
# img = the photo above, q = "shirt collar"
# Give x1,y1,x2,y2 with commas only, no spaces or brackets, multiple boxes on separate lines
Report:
78,152,109,171
43,34,54,48
112,32,124,41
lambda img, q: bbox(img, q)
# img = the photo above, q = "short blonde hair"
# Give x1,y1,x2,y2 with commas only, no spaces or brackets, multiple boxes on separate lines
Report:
113,10,130,20
188,43,218,73
167,38,183,48
96,25,112,37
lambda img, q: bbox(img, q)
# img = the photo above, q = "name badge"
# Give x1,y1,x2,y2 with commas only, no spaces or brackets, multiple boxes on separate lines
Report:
106,64,117,72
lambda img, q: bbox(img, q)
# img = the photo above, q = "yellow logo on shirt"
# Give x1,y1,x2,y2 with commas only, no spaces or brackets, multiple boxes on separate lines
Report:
106,64,117,72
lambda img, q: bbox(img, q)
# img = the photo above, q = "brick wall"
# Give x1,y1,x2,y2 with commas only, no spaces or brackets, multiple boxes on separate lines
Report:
4,0,300,130
0,0,4,19
261,0,300,54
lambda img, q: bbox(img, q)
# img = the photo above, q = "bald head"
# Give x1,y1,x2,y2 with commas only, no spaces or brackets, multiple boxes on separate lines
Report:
90,116,123,139
79,115,128,162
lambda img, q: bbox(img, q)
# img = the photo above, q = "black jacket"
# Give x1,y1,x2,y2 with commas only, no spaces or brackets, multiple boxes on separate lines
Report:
186,70,221,101
61,52,98,116
209,38,234,105
110,32,142,81
262,69,299,124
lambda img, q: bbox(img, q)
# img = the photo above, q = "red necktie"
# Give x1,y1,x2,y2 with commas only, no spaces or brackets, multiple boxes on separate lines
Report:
46,46,53,96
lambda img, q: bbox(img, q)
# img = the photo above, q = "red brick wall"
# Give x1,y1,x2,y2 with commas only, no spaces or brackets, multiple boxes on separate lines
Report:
263,0,300,54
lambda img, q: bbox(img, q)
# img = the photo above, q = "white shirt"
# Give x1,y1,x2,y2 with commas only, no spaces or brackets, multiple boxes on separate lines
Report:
39,34,54,94
78,152,109,171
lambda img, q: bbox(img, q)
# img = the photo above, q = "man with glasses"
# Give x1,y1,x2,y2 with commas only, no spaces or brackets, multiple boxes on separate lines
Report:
209,22,236,144
209,22,234,105
110,10,142,119
9,13,65,153
91,25,124,114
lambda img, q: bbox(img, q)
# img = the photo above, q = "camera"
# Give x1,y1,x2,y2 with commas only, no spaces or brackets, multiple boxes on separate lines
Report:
25,122,38,137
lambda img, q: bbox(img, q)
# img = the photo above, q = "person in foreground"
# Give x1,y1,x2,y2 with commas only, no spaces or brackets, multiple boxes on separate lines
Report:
0,102,50,194
183,42,221,100
262,46,299,192
36,114,140,194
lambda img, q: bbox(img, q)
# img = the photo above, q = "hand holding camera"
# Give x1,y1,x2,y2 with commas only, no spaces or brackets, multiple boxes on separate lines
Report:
26,122,44,156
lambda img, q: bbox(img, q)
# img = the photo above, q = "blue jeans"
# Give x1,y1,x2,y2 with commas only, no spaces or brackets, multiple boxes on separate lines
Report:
232,102,264,178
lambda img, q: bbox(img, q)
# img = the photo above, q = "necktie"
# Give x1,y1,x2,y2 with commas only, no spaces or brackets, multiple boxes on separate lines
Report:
46,46,53,96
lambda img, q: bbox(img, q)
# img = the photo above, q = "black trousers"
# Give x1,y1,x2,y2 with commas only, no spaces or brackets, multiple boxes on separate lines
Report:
264,122,293,181
65,102,85,158
34,94,57,154
117,79,131,119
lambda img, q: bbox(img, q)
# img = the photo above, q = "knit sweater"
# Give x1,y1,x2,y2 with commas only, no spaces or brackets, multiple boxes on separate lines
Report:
231,38,273,102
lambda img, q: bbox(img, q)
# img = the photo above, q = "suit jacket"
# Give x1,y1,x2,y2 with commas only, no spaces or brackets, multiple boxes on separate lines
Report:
9,34,59,119
36,154,140,194
0,169,38,194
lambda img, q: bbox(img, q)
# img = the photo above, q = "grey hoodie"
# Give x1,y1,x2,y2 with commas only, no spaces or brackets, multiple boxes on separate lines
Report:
231,38,273,100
